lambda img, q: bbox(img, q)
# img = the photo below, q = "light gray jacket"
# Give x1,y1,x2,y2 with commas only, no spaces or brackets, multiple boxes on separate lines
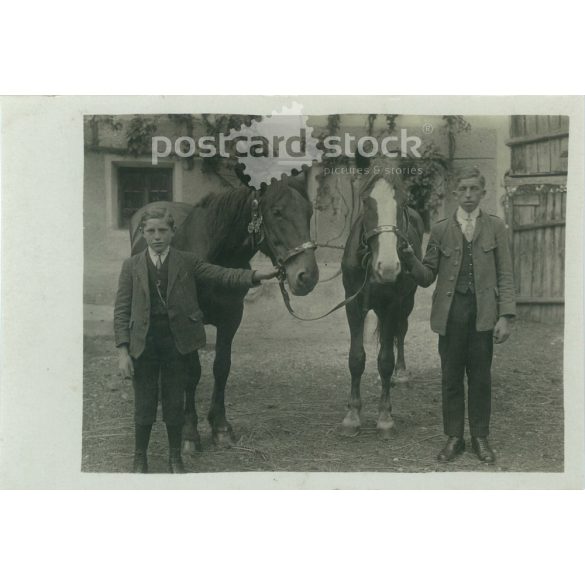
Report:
409,210,516,335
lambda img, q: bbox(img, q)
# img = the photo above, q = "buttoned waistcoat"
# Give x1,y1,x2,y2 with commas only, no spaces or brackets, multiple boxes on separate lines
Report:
114,247,255,358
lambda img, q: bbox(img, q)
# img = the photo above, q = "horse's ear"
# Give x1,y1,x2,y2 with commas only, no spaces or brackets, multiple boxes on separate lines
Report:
287,170,307,196
234,163,251,188
354,150,371,172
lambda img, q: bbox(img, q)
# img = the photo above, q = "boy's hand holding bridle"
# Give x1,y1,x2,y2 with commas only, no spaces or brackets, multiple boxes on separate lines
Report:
252,268,280,283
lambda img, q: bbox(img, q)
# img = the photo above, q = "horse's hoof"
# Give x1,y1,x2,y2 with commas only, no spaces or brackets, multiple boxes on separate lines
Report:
377,426,395,440
376,416,395,439
340,411,361,437
392,371,410,386
340,423,361,437
393,380,410,391
212,428,236,447
182,438,201,455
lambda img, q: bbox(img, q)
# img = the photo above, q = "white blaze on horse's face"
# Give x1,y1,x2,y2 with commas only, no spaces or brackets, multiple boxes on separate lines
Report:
370,179,401,283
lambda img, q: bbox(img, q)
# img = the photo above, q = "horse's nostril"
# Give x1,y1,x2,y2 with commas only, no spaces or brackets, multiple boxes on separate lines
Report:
375,261,401,279
297,271,307,284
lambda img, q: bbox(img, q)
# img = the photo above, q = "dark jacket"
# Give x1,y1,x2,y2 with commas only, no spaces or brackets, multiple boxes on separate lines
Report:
410,210,516,335
114,247,256,358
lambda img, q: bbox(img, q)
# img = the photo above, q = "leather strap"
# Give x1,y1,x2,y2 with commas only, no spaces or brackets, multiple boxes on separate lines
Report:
277,259,370,322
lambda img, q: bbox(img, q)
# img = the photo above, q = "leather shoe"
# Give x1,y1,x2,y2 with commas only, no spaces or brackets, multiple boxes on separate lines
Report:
168,449,186,473
133,451,148,473
437,436,465,462
471,437,495,463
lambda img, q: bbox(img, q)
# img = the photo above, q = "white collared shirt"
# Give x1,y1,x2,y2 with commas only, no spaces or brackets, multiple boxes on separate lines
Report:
456,206,480,238
148,246,170,267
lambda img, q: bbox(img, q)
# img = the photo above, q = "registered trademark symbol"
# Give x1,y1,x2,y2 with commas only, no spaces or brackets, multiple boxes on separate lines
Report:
422,123,434,134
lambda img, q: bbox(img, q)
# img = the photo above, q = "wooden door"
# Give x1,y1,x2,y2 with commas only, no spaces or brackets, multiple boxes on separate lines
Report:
505,115,568,323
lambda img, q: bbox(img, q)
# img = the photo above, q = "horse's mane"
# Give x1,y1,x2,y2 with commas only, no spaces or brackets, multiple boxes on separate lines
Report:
173,178,310,261
193,186,252,236
189,177,308,237
171,186,252,262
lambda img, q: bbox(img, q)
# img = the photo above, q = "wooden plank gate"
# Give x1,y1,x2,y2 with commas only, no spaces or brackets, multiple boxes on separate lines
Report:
503,115,569,323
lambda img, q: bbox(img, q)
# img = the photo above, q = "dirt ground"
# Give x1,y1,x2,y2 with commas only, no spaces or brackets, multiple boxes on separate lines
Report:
82,271,564,474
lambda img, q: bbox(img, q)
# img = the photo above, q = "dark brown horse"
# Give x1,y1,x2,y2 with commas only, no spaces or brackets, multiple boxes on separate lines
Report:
130,175,319,450
341,161,424,437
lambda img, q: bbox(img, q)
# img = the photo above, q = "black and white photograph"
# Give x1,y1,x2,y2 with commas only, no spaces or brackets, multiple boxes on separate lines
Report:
79,104,574,478
1,95,583,489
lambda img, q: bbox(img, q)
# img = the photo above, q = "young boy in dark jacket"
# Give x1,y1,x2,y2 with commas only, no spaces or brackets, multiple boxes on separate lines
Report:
114,207,277,473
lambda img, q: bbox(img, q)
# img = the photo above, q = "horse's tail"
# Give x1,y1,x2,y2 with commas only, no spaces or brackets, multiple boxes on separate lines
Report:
372,315,397,347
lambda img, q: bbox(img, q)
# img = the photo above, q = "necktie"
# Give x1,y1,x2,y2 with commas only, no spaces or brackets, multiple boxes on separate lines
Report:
464,217,474,242
155,254,162,271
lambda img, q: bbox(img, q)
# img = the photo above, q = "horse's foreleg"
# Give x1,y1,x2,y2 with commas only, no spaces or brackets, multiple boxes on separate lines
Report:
182,352,202,454
376,311,396,438
392,326,409,386
208,306,243,446
392,298,414,387
341,301,367,437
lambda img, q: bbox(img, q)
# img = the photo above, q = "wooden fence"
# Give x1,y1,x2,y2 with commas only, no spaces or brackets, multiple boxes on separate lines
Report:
504,115,568,323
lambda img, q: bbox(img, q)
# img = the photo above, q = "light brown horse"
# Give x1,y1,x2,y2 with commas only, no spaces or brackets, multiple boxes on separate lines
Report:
341,161,424,437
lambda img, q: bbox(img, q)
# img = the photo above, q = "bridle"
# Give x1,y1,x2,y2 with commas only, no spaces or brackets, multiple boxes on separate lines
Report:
247,190,321,320
259,188,415,321
247,195,264,250
246,190,318,279
361,204,412,254
276,203,414,322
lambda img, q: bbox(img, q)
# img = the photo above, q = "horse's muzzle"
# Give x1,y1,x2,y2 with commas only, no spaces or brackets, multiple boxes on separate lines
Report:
286,256,319,296
372,259,402,283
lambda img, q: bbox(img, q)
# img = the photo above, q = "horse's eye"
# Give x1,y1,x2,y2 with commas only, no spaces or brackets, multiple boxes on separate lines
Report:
273,208,283,218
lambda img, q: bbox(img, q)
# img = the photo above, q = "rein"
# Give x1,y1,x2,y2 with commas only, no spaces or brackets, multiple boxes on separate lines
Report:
276,205,413,322
248,187,411,322
277,260,371,321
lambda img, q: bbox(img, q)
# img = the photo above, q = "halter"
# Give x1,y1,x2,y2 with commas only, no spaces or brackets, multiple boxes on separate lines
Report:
276,186,414,321
246,190,317,276
361,205,412,252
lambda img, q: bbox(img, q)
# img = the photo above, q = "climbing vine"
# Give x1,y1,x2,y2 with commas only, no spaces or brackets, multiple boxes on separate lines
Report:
313,114,472,231
401,142,449,216
167,114,196,169
197,113,263,186
442,115,471,160
86,115,123,148
126,116,158,156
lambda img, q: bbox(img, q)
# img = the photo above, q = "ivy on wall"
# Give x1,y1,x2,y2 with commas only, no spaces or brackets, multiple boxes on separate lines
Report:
126,117,158,156
443,115,471,160
87,112,472,225
314,114,472,231
86,115,123,148
199,114,263,186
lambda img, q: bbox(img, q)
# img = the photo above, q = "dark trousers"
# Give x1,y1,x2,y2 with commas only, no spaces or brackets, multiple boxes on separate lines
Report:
132,315,194,426
438,291,493,438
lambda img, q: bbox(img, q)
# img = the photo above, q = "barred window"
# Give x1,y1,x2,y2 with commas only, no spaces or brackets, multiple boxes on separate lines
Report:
118,167,173,228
